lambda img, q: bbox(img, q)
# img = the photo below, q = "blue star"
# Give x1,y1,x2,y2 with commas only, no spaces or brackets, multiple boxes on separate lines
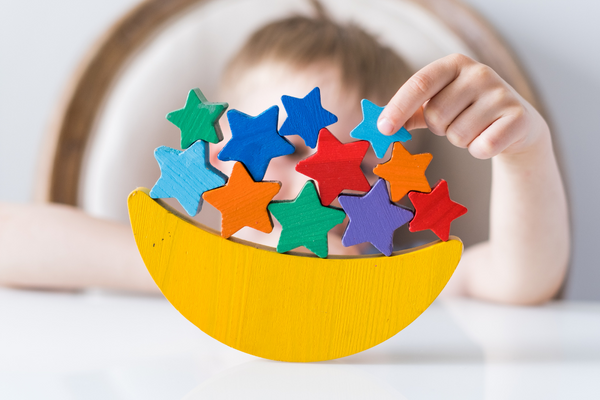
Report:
218,106,295,181
150,141,227,216
279,87,338,148
350,99,412,158
339,179,414,256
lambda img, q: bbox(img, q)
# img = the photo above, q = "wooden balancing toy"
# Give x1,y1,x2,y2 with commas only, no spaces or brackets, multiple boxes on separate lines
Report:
127,87,468,362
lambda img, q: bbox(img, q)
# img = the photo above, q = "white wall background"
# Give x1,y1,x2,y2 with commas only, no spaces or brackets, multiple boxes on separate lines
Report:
1,0,598,300
0,0,141,201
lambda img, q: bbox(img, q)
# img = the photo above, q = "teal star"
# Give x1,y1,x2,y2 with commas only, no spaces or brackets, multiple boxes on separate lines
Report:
268,181,346,258
150,141,227,216
350,99,412,158
166,88,228,149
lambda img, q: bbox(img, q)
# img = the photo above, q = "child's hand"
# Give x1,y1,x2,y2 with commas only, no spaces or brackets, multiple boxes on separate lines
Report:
376,55,569,305
377,54,548,159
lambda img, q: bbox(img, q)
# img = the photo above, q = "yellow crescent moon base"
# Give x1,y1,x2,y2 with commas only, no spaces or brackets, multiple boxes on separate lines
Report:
128,188,463,362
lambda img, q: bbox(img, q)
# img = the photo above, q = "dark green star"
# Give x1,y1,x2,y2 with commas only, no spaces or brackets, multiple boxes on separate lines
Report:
268,181,346,258
166,88,228,148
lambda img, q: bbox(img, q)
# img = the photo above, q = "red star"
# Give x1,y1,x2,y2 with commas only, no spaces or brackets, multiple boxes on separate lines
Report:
408,179,467,241
295,128,371,205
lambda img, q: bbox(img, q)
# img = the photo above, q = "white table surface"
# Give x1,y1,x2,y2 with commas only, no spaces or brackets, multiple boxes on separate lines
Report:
1,287,599,400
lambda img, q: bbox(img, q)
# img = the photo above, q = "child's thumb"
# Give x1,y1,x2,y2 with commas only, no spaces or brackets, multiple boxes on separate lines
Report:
378,56,458,135
378,104,427,134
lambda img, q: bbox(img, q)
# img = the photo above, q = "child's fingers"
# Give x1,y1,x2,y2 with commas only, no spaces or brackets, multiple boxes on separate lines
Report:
442,90,510,148
422,73,481,136
402,105,427,131
448,86,527,158
378,54,467,135
467,114,526,159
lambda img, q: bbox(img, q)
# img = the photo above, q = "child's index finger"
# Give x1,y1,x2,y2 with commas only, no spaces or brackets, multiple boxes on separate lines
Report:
377,55,462,135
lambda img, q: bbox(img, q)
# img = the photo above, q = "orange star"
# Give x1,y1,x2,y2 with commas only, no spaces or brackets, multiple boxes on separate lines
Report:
203,162,281,238
373,143,432,202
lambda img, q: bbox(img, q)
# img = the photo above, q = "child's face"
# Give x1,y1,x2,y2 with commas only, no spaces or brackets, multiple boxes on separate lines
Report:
212,61,376,199
211,61,373,254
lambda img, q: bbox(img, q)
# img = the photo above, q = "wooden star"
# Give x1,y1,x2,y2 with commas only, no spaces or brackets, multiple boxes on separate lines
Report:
339,179,414,256
203,162,281,238
373,142,432,202
218,106,295,181
279,87,338,148
268,181,346,258
166,88,228,149
150,141,227,216
350,99,412,158
295,128,370,206
408,179,468,241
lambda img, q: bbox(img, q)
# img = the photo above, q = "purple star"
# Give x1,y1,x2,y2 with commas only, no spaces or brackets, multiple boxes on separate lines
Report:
338,179,414,256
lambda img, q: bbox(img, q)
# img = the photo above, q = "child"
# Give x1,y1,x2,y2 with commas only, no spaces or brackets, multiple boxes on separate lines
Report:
0,3,569,304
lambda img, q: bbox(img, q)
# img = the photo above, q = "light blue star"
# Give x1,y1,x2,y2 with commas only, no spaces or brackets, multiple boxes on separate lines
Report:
218,106,295,181
150,141,227,216
350,99,412,158
279,87,338,148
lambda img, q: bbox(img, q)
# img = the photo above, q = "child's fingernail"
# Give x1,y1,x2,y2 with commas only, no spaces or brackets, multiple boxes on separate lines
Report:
377,118,394,135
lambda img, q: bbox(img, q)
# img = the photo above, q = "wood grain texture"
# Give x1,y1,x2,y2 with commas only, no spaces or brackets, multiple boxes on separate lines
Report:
218,106,295,181
339,179,414,256
166,88,228,148
203,162,280,238
149,141,226,216
128,188,463,362
350,99,412,158
295,128,370,206
373,142,432,202
279,87,338,148
408,179,468,241
268,181,345,258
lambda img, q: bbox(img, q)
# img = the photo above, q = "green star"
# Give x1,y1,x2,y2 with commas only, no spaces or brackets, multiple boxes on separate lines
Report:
268,181,346,258
167,88,228,148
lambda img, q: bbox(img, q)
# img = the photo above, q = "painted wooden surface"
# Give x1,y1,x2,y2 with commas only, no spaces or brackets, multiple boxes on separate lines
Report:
295,128,370,206
218,106,295,181
166,88,228,148
268,181,345,258
279,87,338,148
149,141,227,216
409,179,468,241
203,162,281,238
128,188,463,362
350,99,412,158
373,142,432,202
339,179,414,256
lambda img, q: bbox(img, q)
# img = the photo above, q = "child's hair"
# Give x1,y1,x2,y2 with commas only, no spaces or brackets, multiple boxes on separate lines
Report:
221,0,412,104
